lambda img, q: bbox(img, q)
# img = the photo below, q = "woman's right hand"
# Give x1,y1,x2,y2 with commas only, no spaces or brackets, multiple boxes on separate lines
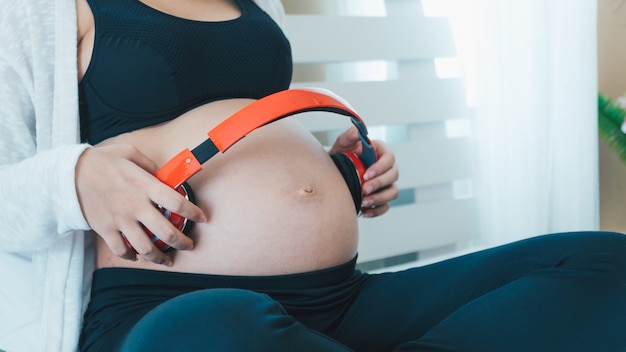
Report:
75,145,206,266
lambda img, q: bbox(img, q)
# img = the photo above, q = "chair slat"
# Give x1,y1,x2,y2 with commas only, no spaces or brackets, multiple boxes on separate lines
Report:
285,15,456,63
291,79,469,129
357,199,479,262
393,138,474,189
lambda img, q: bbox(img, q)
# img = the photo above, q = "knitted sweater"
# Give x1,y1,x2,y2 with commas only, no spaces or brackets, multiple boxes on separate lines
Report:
0,1,285,350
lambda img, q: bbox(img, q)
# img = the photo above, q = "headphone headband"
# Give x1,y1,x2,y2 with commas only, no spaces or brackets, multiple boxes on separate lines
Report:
155,88,376,189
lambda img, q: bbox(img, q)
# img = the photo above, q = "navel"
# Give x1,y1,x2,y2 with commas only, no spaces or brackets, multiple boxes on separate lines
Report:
298,184,318,196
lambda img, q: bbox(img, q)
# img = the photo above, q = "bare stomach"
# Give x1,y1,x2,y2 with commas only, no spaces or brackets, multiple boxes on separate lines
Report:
94,99,359,275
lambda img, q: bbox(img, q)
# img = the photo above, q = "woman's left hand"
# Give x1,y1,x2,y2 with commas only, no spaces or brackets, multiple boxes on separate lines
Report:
330,127,399,218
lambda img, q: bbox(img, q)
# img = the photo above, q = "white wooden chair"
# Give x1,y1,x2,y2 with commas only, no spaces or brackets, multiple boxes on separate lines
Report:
282,0,479,270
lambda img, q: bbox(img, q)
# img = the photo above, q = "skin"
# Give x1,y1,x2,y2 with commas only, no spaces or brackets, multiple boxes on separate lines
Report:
74,0,399,275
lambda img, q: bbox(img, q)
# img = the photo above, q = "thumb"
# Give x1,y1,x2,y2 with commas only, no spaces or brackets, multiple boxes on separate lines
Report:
329,126,360,154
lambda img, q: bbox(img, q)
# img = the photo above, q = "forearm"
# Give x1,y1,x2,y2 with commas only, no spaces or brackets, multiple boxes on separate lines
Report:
0,144,91,252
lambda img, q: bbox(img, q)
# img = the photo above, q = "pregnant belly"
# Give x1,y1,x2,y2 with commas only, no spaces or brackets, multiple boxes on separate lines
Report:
94,99,359,275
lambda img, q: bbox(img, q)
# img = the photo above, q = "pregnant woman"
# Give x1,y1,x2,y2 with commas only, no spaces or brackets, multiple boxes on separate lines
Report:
2,0,626,351
76,0,400,350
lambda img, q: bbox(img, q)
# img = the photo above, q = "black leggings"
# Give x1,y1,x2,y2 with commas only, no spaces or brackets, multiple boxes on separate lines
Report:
80,232,626,352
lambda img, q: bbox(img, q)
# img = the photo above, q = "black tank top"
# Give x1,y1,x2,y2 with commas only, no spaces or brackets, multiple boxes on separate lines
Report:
79,0,292,145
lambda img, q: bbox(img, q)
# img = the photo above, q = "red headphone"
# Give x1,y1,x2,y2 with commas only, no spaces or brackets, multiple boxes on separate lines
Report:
146,88,378,251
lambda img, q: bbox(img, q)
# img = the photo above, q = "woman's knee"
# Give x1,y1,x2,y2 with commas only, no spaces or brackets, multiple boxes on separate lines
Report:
530,231,626,255
119,288,291,351
548,231,626,281
563,231,626,257
588,230,626,249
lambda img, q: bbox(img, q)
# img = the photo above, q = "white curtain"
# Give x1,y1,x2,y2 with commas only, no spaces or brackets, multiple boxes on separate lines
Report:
444,0,599,245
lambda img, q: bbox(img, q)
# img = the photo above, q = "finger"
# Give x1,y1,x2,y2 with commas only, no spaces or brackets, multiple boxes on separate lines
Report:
363,153,393,183
361,203,390,218
362,165,399,196
362,185,399,209
99,229,138,261
151,185,207,224
138,207,194,251
364,141,396,181
329,126,360,154
118,145,160,175
120,222,173,266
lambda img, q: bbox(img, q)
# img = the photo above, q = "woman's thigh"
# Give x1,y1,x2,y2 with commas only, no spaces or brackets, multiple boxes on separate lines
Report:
332,231,626,352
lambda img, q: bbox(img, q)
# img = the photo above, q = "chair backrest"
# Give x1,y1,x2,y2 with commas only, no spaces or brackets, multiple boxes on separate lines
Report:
282,0,479,269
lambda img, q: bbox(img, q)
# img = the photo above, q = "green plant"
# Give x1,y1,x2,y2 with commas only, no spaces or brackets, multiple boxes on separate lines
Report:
598,94,626,164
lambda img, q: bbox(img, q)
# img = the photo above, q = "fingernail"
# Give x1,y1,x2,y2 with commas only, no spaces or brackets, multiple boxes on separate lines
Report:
361,200,370,208
364,170,376,181
363,185,374,196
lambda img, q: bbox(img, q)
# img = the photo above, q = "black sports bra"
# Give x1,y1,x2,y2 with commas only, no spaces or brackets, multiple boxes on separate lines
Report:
79,0,292,145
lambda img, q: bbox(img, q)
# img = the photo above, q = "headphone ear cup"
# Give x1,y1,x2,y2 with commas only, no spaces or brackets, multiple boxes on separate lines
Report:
330,152,364,213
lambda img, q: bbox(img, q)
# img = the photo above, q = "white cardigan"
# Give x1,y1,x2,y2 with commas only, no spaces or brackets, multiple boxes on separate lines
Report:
0,0,285,350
